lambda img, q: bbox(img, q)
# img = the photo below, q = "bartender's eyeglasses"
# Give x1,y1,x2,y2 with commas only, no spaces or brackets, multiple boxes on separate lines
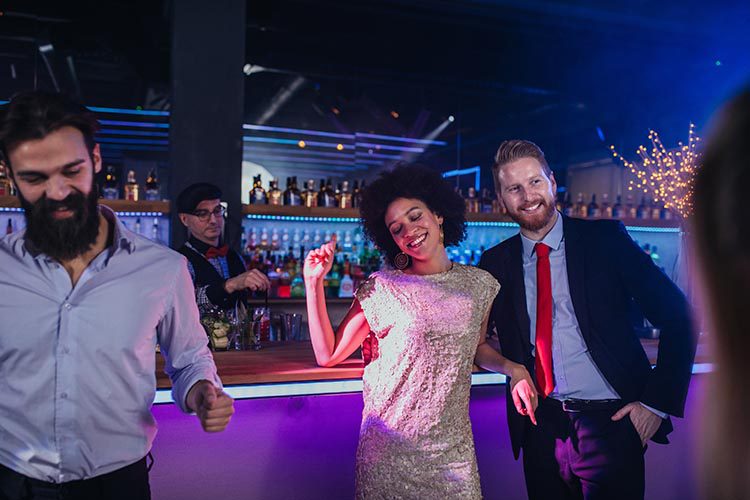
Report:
191,205,226,222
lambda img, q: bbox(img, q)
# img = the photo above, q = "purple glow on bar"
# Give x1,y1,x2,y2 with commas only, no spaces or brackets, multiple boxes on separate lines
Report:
246,147,353,159
97,137,169,145
99,129,170,137
243,137,353,149
357,142,424,153
356,132,447,146
244,123,355,140
245,155,360,167
100,144,168,151
354,152,403,160
99,120,169,129
88,106,169,116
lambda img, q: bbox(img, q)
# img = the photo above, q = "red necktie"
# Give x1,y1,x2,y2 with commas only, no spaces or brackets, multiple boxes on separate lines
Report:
534,242,555,397
205,245,229,259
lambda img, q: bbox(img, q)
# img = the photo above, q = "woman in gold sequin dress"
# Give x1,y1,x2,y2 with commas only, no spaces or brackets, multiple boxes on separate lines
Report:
304,164,538,499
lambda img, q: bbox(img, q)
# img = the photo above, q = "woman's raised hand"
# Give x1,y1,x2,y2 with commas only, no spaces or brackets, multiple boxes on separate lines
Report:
303,234,337,283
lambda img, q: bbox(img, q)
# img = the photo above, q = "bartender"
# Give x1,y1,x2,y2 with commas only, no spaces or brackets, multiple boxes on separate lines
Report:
176,182,270,315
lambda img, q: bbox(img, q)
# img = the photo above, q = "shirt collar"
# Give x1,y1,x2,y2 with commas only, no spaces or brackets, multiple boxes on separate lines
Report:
27,205,135,260
520,210,564,258
100,205,136,255
187,235,223,254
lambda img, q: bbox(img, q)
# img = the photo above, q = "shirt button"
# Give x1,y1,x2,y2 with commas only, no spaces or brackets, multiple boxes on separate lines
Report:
63,303,72,310
62,346,70,354
60,392,68,399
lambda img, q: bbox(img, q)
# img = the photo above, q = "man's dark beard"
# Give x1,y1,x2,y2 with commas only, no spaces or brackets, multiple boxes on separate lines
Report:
509,199,556,232
19,186,100,261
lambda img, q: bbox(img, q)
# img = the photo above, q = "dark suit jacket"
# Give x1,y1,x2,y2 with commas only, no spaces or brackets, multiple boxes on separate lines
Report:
478,215,696,459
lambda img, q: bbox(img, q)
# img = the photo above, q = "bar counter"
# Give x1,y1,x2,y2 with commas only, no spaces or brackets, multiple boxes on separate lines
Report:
155,338,711,390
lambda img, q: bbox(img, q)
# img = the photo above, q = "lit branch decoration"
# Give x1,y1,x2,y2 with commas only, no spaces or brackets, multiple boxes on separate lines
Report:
610,123,702,219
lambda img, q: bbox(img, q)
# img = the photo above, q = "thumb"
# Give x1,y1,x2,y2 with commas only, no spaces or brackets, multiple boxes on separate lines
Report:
203,384,218,409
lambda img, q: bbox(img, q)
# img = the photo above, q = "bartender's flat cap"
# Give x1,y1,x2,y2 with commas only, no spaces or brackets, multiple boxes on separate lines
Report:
176,182,222,213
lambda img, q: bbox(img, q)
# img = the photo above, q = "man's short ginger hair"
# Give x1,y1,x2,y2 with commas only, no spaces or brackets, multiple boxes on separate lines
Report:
492,140,552,192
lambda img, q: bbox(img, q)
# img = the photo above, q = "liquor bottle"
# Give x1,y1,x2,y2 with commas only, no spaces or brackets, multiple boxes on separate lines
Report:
660,205,673,220
562,192,574,217
480,188,494,213
575,193,586,218
249,175,267,204
268,178,282,206
650,198,661,220
352,181,361,209
302,179,318,208
5,218,13,235
335,183,342,207
144,169,160,201
586,194,600,218
612,195,624,219
465,187,480,213
124,170,139,201
601,193,612,218
134,217,142,235
151,218,161,243
102,165,119,200
636,196,649,219
320,178,337,208
284,176,302,206
626,194,637,218
358,180,367,206
0,164,12,196
338,268,354,298
650,245,661,266
339,181,353,209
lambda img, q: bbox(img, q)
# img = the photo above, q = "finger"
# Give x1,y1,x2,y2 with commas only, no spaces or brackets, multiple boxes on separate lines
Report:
250,270,271,285
526,397,538,425
611,405,632,421
511,390,525,415
519,391,537,425
203,407,235,420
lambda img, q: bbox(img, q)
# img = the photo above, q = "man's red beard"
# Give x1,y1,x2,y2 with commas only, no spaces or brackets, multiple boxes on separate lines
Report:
506,199,556,232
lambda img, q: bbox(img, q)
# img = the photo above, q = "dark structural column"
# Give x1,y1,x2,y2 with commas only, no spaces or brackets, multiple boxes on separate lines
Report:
169,0,246,248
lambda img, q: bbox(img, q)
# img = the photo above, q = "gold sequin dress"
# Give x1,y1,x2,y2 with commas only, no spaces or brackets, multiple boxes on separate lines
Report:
354,263,501,499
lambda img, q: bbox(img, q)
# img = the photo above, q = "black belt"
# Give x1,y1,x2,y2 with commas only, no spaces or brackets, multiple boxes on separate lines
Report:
544,397,625,413
0,455,151,499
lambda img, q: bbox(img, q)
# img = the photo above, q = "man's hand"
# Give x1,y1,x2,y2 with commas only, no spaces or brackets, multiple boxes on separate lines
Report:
509,364,538,425
186,380,235,432
224,269,270,294
611,401,662,446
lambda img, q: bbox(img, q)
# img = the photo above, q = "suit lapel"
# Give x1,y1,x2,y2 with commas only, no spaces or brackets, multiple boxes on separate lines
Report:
562,217,592,343
505,235,533,356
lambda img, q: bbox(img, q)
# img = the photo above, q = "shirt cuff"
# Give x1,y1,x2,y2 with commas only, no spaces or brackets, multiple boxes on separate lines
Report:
640,402,668,419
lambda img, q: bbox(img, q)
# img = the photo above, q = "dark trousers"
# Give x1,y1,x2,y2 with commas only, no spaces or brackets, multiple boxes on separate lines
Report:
0,456,151,500
522,398,646,500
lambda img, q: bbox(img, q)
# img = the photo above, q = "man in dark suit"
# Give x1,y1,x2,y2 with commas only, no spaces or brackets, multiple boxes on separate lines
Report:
478,140,696,500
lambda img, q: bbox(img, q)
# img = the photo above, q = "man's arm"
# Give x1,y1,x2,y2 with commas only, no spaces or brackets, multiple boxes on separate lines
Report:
159,260,232,431
610,221,697,417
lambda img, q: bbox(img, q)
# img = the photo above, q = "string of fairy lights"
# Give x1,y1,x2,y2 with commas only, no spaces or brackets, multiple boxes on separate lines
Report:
610,123,702,219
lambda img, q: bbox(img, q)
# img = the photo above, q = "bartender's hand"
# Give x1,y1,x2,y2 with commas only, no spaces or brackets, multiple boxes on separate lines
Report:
612,402,662,446
224,269,270,294
186,380,235,432
304,235,336,283
509,363,538,425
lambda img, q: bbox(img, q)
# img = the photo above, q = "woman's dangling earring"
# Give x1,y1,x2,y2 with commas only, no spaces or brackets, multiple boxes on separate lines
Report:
439,224,445,246
393,252,410,270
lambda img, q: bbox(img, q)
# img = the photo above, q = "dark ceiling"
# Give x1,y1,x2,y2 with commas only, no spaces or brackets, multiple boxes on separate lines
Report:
1,0,748,184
